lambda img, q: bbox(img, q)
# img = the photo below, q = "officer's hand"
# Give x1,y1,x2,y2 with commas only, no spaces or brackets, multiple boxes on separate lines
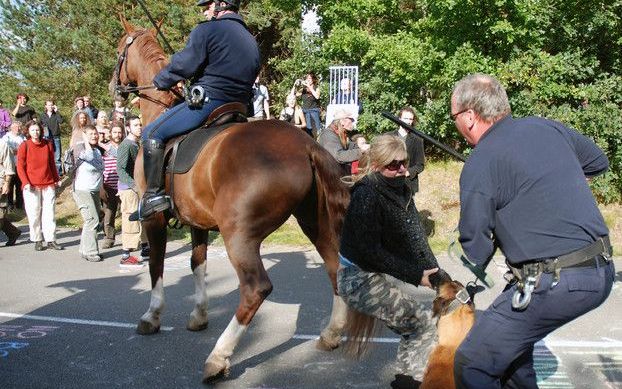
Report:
420,268,439,289
153,80,168,91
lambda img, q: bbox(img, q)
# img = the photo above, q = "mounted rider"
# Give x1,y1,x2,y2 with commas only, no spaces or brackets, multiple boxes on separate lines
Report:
138,0,260,220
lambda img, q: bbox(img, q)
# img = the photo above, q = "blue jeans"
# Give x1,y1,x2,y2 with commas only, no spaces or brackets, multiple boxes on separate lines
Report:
52,136,62,175
142,99,227,143
303,108,321,136
455,260,614,388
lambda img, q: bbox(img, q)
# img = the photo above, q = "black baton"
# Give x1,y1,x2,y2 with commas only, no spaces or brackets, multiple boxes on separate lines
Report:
382,111,467,162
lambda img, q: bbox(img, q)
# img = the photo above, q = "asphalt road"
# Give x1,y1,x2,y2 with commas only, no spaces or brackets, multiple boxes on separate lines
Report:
0,227,620,388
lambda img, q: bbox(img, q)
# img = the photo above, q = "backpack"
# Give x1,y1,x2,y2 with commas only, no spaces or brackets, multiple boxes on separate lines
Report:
62,147,83,179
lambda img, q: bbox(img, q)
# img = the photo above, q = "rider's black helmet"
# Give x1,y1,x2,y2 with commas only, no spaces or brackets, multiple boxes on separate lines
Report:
196,0,240,11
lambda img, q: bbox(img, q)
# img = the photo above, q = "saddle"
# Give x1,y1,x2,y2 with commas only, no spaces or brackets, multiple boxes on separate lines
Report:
164,102,247,174
161,102,247,222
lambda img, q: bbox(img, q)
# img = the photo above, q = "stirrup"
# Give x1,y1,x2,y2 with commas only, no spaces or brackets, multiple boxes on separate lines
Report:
130,195,171,221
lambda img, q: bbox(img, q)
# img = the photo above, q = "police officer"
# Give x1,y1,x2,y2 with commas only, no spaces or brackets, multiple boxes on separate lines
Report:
450,73,615,388
138,0,260,219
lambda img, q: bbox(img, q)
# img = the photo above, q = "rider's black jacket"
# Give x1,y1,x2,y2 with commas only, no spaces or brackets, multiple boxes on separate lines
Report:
153,14,260,103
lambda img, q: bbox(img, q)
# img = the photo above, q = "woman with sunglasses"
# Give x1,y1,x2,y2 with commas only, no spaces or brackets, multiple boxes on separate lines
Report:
338,134,439,388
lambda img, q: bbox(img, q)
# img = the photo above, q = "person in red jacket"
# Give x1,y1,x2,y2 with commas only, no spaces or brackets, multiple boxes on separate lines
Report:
17,120,63,251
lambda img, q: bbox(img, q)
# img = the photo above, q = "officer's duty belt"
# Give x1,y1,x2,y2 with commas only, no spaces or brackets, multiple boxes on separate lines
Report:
508,236,612,310
514,235,612,274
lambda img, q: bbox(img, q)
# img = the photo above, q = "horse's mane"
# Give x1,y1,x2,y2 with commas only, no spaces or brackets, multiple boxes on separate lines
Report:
136,30,168,65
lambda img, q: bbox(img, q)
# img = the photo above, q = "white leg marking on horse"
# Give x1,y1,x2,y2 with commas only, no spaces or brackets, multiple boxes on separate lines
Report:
190,262,208,322
323,295,347,334
141,277,164,325
206,316,247,364
318,295,347,349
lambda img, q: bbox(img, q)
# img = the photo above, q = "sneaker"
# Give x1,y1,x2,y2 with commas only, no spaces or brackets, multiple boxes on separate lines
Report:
47,241,64,250
5,230,21,246
82,254,103,262
34,241,45,251
119,255,144,268
140,245,150,261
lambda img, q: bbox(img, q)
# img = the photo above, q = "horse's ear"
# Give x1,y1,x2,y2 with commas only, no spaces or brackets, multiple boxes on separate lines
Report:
150,18,165,36
119,13,135,34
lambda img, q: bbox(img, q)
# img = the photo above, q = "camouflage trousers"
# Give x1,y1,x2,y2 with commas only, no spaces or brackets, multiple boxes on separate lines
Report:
337,257,437,379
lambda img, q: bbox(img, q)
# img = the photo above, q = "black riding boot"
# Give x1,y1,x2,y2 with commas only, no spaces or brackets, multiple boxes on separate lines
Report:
139,139,170,219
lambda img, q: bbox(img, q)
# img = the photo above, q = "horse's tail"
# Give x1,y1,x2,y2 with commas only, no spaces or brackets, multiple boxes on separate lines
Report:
308,143,350,249
342,308,381,358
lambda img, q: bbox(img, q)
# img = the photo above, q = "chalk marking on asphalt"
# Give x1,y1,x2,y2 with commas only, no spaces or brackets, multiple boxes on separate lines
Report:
0,312,174,331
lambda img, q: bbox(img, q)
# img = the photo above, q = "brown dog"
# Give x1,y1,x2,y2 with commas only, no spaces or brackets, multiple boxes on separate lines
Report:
420,280,475,389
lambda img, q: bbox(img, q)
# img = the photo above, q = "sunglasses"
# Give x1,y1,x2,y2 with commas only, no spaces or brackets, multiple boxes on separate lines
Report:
384,159,407,171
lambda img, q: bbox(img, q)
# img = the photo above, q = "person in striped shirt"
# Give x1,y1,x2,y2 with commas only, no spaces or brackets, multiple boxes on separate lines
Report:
100,121,123,249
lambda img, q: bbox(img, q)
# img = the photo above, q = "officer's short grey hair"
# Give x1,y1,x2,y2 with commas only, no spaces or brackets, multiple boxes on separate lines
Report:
452,73,511,122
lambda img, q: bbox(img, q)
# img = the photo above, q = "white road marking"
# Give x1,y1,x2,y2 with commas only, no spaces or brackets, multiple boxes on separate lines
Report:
0,312,174,331
292,334,622,348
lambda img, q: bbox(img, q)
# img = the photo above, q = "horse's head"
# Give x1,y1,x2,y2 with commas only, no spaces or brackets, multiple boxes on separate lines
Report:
109,15,166,101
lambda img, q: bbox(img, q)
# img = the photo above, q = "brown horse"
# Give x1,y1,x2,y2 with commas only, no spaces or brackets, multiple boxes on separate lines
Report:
111,17,350,383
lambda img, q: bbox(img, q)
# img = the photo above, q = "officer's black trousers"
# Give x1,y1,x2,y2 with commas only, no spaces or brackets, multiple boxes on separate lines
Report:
454,260,615,388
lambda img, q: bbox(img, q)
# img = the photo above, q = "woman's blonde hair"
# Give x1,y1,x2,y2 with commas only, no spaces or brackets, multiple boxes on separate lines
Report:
345,134,408,184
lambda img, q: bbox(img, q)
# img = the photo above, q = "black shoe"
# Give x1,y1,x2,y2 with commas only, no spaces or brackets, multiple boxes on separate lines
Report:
100,239,115,249
6,230,21,246
47,241,64,250
34,241,45,251
390,374,421,389
140,245,150,261
139,195,170,220
82,254,103,262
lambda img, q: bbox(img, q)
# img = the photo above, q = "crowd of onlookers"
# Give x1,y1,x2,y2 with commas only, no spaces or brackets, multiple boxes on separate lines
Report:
0,93,146,268
1,80,425,269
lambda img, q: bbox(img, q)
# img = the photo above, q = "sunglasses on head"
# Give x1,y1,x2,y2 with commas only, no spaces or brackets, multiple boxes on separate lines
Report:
384,159,407,171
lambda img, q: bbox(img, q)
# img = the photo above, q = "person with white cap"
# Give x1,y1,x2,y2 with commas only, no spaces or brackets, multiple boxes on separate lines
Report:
318,109,369,176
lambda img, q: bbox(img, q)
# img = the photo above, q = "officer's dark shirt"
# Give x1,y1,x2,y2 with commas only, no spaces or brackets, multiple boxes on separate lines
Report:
459,115,609,266
153,14,260,103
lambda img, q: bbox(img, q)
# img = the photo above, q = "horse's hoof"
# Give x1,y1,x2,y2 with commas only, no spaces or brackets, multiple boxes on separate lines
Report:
186,318,208,332
136,320,160,335
316,335,340,351
202,358,229,384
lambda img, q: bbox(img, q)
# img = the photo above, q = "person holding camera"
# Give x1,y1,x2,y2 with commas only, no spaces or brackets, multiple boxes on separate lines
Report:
292,72,321,137
250,76,270,121
12,93,36,125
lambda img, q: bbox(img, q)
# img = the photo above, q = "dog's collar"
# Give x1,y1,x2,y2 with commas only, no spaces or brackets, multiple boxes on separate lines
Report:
444,288,471,316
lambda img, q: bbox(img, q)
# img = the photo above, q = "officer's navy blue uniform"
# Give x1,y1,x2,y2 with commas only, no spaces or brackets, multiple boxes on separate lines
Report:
143,14,260,143
454,115,615,388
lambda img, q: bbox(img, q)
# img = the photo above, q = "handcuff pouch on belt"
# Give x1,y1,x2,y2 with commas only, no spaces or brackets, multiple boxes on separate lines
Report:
507,236,612,311
186,85,207,108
